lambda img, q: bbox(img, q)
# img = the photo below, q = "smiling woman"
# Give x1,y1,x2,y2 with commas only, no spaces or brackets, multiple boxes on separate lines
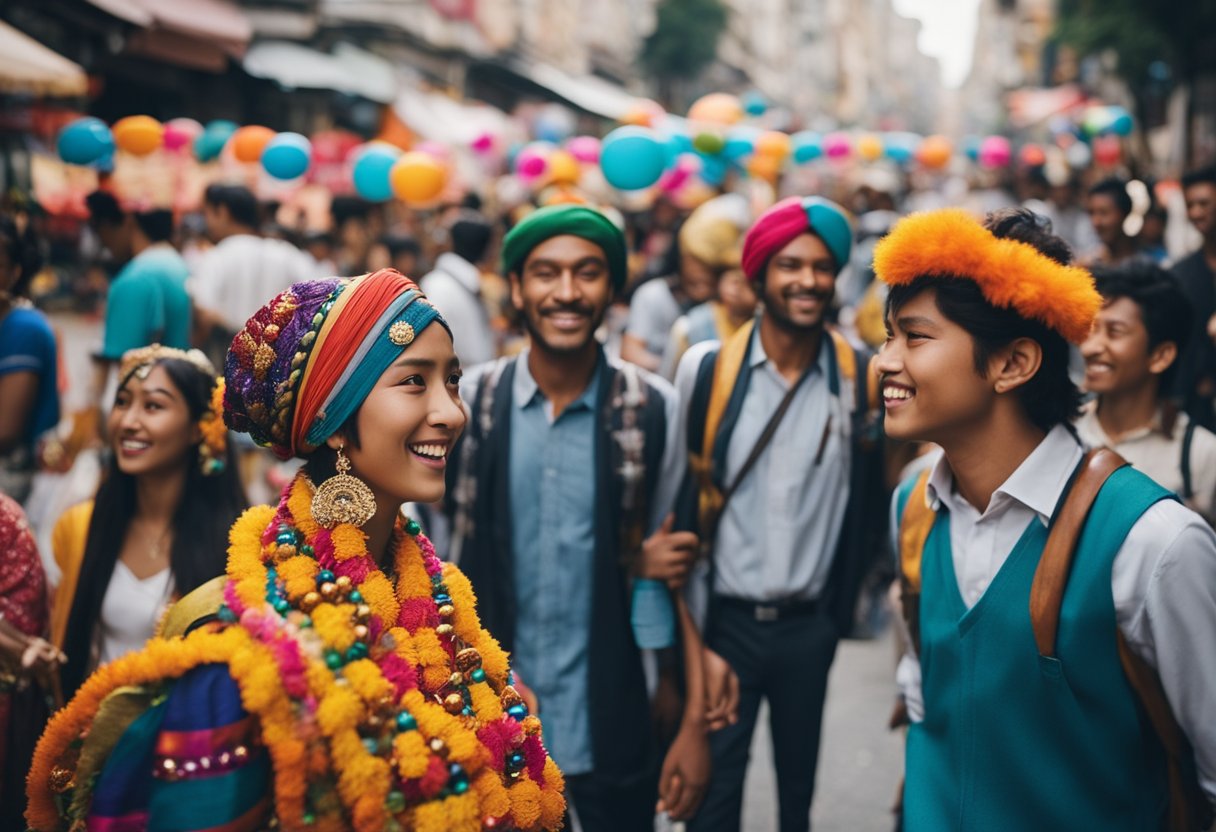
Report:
28,269,565,832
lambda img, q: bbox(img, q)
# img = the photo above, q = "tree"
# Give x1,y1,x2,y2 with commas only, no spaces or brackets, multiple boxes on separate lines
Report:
640,0,729,107
1055,0,1216,166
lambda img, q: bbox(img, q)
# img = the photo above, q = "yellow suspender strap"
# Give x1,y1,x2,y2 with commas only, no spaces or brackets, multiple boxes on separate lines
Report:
693,319,754,531
899,470,934,596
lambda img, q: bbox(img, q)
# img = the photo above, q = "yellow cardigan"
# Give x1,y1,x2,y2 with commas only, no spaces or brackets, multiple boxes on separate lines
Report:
49,500,93,649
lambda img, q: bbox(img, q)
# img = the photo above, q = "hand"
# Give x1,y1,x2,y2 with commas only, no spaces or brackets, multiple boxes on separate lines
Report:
703,648,739,731
1207,312,1216,344
639,514,699,589
22,637,66,691
656,721,711,821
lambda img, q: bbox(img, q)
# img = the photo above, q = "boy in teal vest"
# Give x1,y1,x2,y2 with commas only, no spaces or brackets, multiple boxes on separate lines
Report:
874,207,1216,830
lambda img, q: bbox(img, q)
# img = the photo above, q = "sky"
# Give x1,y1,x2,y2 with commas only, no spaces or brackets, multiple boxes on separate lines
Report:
892,0,983,88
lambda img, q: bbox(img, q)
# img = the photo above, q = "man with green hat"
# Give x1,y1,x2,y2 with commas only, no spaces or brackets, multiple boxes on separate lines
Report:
448,205,712,829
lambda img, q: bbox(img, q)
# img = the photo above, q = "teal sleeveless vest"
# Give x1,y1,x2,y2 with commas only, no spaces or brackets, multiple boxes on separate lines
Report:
901,465,1174,831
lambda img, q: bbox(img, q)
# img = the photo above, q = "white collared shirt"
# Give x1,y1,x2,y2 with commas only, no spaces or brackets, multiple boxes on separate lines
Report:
894,424,1216,803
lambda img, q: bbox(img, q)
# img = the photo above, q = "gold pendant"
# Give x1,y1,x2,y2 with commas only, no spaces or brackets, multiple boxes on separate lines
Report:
311,446,376,528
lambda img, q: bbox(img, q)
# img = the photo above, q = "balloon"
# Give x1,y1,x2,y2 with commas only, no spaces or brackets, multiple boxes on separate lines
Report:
723,126,759,162
57,117,114,165
693,131,726,155
1083,106,1115,137
698,153,729,186
1107,106,1134,137
1018,142,1047,168
515,142,554,181
620,100,665,128
746,153,781,182
978,136,1012,169
856,133,884,162
163,118,203,153
1093,135,1122,166
754,130,791,161
231,125,276,164
661,130,694,165
471,131,496,154
600,126,667,190
659,153,701,193
688,93,744,126
414,141,451,161
791,131,822,164
261,132,312,180
351,145,401,202
1065,140,1092,169
113,115,164,156
548,150,580,185
917,135,953,169
883,132,918,164
823,132,852,160
566,135,601,164
390,152,447,205
195,120,238,162
534,104,576,143
742,91,768,117
962,135,982,162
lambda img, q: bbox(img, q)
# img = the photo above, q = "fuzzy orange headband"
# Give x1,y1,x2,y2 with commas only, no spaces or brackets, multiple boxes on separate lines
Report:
873,209,1101,344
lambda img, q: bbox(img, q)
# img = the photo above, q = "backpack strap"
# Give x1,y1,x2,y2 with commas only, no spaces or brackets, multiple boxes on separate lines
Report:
897,469,935,656
449,356,510,563
1030,447,1211,832
609,362,649,562
1180,419,1196,501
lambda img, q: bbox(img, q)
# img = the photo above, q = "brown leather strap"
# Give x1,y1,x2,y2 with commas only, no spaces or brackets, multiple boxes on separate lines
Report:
1029,448,1125,658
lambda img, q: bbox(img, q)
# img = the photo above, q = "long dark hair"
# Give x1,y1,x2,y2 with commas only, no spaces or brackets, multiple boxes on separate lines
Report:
60,358,248,696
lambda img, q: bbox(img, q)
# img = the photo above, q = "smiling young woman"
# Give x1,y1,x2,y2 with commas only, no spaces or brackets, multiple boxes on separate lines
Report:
28,269,565,832
51,346,247,698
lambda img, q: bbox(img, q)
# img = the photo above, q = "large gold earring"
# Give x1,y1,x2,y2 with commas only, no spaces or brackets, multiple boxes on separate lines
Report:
311,445,376,528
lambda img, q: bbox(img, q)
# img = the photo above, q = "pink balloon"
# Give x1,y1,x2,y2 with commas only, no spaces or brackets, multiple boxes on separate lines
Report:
823,132,852,159
566,135,601,164
978,136,1012,169
415,141,451,161
163,118,203,153
515,142,554,180
471,132,496,154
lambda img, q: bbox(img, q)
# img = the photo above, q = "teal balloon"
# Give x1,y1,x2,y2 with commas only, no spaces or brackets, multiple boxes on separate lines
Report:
662,130,693,165
723,126,760,162
743,91,768,117
262,132,312,180
698,153,728,186
962,134,982,161
57,118,114,165
1108,107,1134,137
194,120,238,162
883,132,918,164
93,150,115,174
791,131,822,164
600,126,666,190
351,147,399,202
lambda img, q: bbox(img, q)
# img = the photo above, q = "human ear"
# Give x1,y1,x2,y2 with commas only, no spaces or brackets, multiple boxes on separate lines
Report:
508,272,524,312
325,432,348,451
1148,341,1178,377
992,337,1043,394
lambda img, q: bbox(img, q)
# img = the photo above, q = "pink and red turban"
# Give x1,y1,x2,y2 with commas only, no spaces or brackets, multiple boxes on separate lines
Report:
740,196,853,281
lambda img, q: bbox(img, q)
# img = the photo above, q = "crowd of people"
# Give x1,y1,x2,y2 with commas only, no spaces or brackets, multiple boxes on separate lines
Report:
0,157,1215,832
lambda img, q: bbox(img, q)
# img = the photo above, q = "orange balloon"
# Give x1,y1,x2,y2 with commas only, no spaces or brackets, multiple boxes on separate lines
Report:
113,115,164,156
231,125,276,164
755,130,792,161
856,133,884,162
1018,143,1047,167
390,152,447,205
620,100,664,128
688,93,744,126
746,153,782,182
547,150,581,185
917,135,953,169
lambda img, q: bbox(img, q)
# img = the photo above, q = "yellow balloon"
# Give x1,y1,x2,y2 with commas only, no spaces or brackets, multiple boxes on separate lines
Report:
548,150,580,185
755,130,791,161
390,152,447,205
746,153,782,182
856,134,884,162
688,93,744,126
113,115,164,157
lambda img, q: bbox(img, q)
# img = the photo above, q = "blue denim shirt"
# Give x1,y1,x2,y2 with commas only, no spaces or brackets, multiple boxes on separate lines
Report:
508,355,602,775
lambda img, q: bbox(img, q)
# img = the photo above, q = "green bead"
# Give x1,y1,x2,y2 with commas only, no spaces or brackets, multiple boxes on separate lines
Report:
363,737,379,755
300,544,314,557
273,599,290,614
396,712,417,732
317,570,335,584
303,812,316,825
299,617,312,628
470,668,486,684
452,778,469,795
325,650,343,670
346,643,368,661
348,590,363,604
386,790,406,813
405,519,421,536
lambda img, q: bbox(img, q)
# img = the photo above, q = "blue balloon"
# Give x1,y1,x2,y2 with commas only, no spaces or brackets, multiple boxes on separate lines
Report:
262,132,312,180
351,146,399,202
962,135,982,162
883,132,918,164
600,126,666,191
661,130,693,166
723,126,760,162
1107,106,1134,137
57,118,115,166
195,120,238,162
791,131,822,164
743,91,768,117
93,150,115,174
697,152,729,186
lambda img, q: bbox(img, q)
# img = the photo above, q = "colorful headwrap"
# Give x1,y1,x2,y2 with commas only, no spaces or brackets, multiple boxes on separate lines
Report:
224,268,450,459
500,204,627,290
741,196,853,281
873,209,1101,344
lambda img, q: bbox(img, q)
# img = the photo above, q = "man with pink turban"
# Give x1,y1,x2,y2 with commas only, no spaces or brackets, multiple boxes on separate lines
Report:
673,196,885,832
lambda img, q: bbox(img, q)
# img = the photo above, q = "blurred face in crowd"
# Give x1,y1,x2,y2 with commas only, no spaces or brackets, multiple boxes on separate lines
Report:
336,325,466,507
760,232,837,333
110,365,199,478
92,217,133,262
1087,192,1127,248
202,202,232,244
717,267,757,322
1184,181,1216,241
1081,296,1176,397
877,289,1001,444
679,252,717,305
511,234,613,355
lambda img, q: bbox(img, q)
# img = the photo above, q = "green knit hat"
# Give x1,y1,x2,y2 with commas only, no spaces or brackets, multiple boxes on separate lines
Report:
501,204,627,291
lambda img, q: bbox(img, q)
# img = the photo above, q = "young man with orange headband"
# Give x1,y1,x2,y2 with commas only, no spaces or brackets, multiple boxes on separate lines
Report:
876,207,1216,830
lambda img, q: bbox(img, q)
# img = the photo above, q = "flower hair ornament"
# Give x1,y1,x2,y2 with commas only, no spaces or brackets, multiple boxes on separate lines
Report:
197,377,228,477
